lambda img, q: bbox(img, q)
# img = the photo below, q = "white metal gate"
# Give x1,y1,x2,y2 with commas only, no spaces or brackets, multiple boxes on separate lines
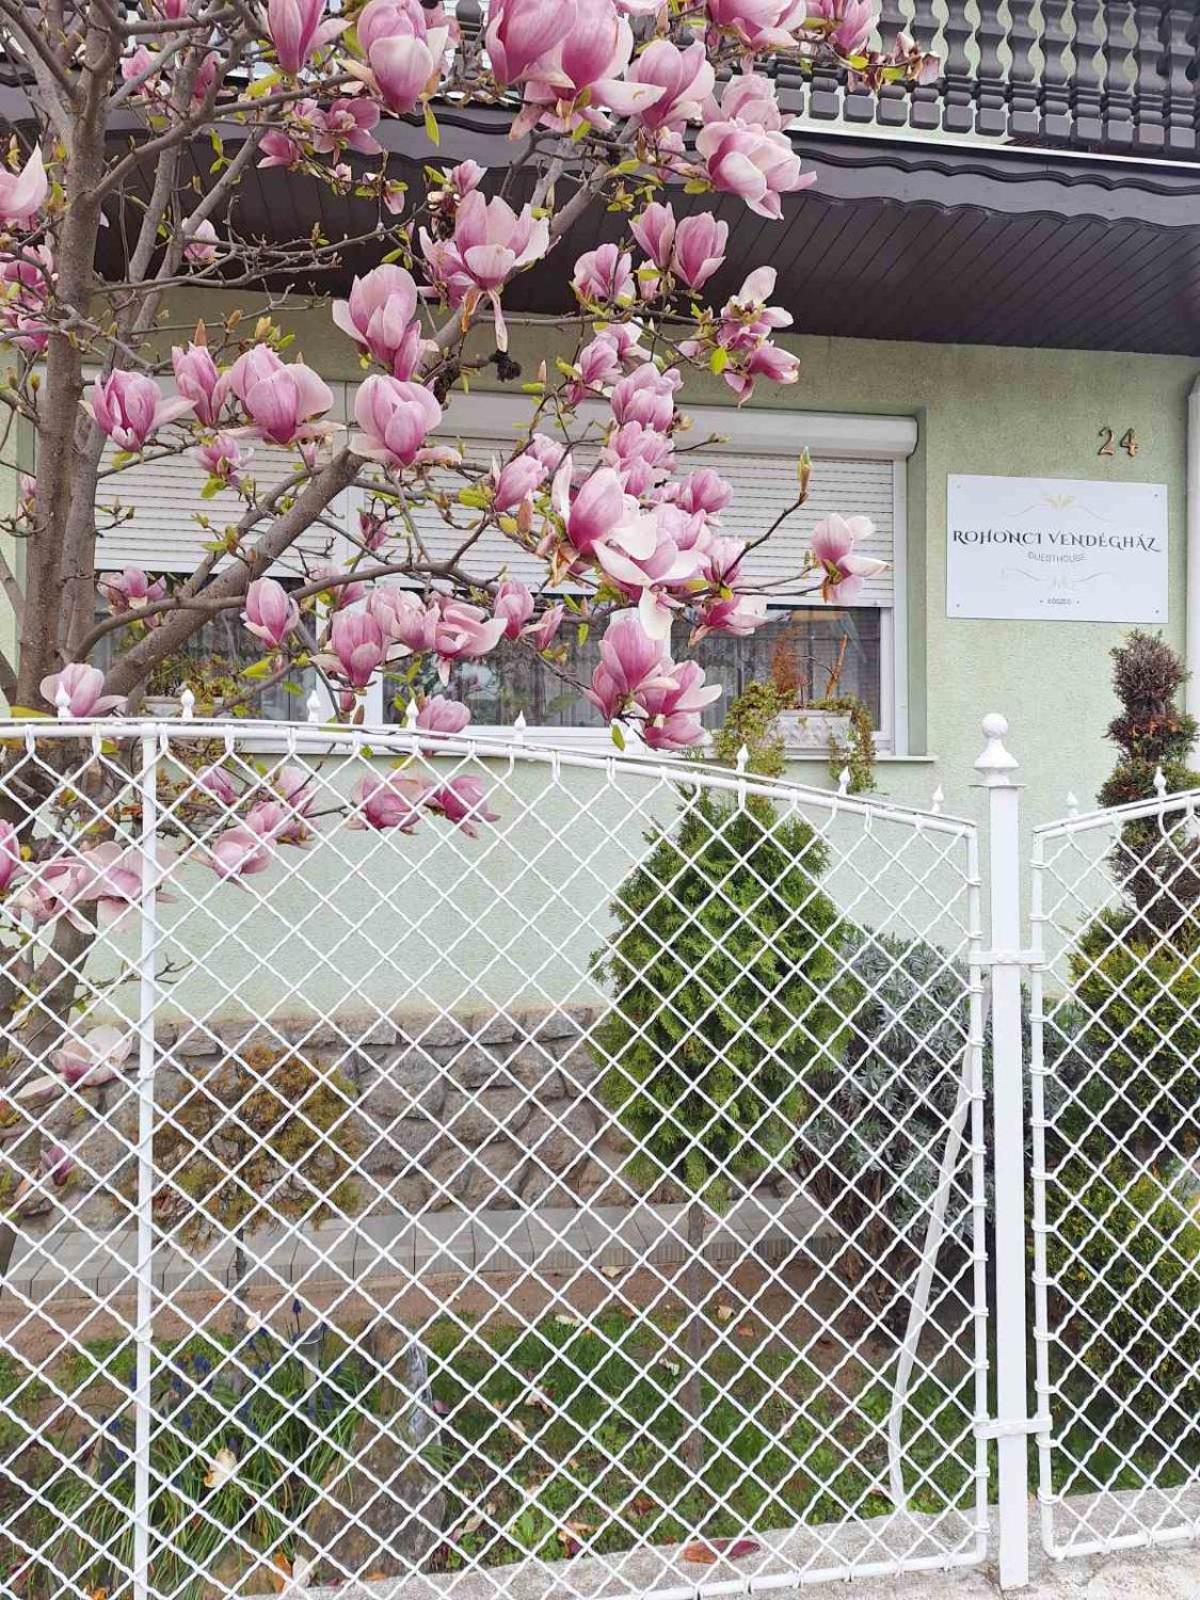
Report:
1031,780,1200,1562
0,711,992,1599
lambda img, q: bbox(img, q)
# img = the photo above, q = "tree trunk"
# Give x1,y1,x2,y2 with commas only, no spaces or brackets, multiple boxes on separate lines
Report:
682,1199,708,1480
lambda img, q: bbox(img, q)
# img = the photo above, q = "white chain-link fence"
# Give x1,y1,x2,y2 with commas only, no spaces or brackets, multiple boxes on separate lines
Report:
6,709,1199,1599
0,714,994,1599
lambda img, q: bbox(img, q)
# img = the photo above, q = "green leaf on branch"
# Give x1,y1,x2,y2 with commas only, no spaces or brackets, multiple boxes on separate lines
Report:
709,348,729,376
611,723,626,751
424,104,441,147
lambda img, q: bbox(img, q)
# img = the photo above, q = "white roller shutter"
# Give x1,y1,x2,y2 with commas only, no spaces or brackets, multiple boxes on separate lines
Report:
87,380,353,576
394,439,893,604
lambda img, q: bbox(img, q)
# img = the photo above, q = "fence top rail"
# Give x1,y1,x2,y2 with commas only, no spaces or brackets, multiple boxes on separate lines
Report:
1034,783,1200,842
0,712,977,835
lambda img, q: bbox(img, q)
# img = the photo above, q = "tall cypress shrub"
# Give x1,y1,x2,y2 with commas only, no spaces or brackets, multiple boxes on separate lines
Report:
591,736,855,1471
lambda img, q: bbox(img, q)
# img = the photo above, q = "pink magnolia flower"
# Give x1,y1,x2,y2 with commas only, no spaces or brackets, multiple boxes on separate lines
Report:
9,858,93,931
553,465,632,561
671,214,728,291
491,451,547,512
207,825,275,879
585,609,673,721
183,219,219,266
610,364,680,432
0,146,47,227
219,346,333,447
808,0,874,54
427,597,506,683
316,610,389,688
265,0,347,75
51,1025,133,1090
595,503,709,640
312,96,383,156
273,766,321,838
258,129,302,169
630,203,676,272
351,375,442,469
243,577,299,649
196,764,239,805
512,0,662,131
668,468,733,518
705,0,795,48
347,0,449,113
332,265,424,379
810,513,887,603
424,777,499,837
716,72,786,131
602,421,674,496
638,660,721,750
626,39,713,135
172,342,222,426
419,193,548,350
99,567,167,615
529,603,564,651
88,371,195,451
76,841,174,927
0,244,53,352
192,433,250,486
723,341,800,403
445,160,485,197
370,588,436,652
571,244,634,307
0,822,21,893
416,695,471,735
40,664,126,718
484,0,574,85
347,772,428,831
696,121,814,220
493,579,534,641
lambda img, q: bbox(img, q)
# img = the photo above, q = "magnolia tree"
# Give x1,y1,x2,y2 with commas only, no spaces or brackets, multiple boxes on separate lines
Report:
0,0,929,1178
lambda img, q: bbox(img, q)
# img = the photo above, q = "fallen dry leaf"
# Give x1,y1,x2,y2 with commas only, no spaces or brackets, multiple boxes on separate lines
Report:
680,1538,762,1564
736,1322,756,1340
714,1304,736,1323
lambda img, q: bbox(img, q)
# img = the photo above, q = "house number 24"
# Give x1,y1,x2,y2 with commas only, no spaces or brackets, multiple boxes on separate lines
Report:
1098,427,1139,458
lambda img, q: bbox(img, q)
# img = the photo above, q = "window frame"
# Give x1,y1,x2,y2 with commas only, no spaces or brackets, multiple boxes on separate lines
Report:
357,399,918,755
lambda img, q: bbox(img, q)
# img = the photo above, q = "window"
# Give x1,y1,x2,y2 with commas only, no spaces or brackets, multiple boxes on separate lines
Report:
379,605,881,733
371,398,916,753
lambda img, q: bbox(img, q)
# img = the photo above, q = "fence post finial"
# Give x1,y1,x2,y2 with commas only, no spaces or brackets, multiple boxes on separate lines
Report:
1066,791,1079,818
837,766,851,797
405,699,419,730
55,683,71,720
179,686,195,721
931,784,944,816
1154,766,1168,799
513,711,527,745
975,712,1018,783
735,744,749,774
307,690,322,725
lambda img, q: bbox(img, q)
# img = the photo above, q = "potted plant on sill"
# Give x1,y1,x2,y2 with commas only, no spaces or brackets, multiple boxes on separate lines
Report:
757,637,877,793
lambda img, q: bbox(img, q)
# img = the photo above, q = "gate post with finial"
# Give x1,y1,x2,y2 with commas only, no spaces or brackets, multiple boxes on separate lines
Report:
975,713,1030,1589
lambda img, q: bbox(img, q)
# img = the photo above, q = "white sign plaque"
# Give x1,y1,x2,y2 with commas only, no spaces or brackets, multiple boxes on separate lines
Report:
946,475,1168,623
